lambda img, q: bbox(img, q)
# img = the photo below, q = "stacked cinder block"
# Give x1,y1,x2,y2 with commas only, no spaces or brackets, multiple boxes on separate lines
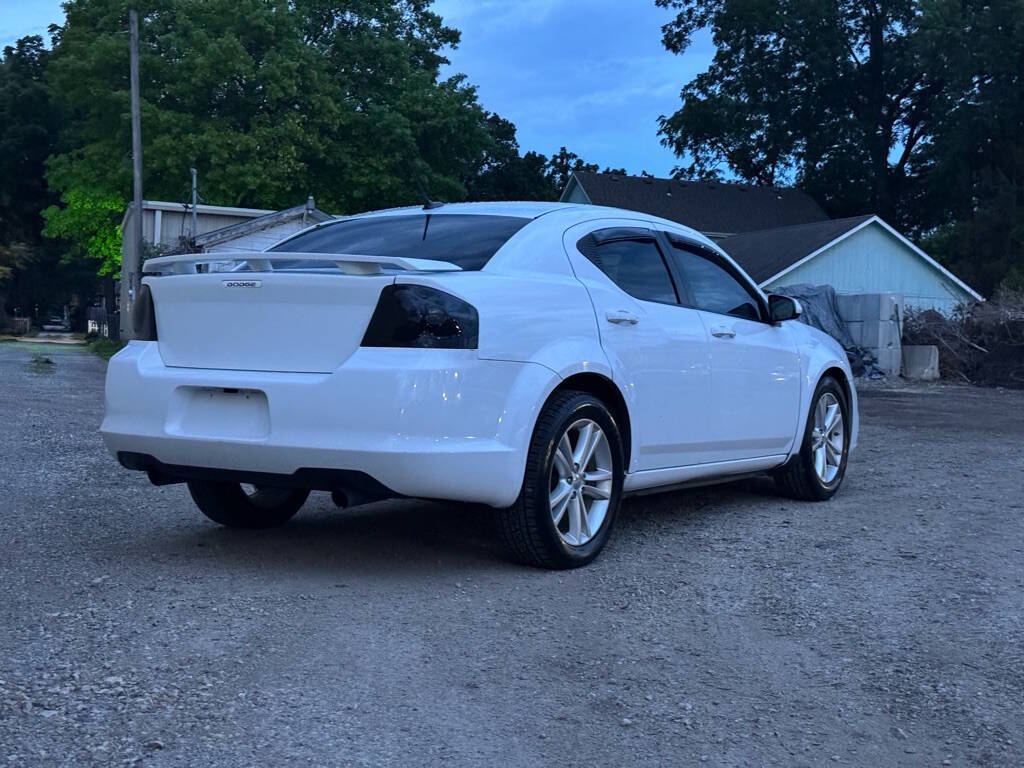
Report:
836,293,904,376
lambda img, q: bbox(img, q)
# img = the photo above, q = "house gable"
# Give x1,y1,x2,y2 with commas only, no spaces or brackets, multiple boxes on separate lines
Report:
560,175,591,204
763,221,979,313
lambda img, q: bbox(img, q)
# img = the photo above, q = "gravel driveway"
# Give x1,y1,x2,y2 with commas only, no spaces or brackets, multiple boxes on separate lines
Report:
1,341,1022,767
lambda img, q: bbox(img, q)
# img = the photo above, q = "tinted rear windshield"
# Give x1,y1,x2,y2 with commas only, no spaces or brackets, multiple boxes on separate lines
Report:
269,214,530,271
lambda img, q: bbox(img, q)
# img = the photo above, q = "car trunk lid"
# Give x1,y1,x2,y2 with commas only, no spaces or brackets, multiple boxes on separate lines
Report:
147,272,396,373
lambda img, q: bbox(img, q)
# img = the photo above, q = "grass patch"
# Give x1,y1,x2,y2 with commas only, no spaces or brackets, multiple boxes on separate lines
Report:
28,353,56,373
87,337,126,359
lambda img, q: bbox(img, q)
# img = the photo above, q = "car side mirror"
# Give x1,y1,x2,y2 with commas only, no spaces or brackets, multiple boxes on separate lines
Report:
768,294,802,323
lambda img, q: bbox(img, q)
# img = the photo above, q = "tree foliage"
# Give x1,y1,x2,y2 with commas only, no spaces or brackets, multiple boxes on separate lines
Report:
657,0,1024,296
0,37,55,248
44,0,492,219
42,189,124,275
25,0,614,288
913,0,1024,295
657,0,938,223
0,35,75,315
465,115,618,202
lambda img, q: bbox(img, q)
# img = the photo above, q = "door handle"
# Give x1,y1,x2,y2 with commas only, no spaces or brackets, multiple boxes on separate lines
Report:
710,326,736,339
605,310,639,325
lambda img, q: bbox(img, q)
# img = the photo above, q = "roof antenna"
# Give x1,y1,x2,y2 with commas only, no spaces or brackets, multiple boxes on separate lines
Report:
417,182,445,210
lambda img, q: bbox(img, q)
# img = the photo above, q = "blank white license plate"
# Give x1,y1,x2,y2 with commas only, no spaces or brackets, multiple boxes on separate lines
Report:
166,387,270,440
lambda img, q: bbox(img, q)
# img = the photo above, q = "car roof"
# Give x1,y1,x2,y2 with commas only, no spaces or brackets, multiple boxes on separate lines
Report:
345,202,714,243
346,201,580,220
285,201,720,261
267,199,733,276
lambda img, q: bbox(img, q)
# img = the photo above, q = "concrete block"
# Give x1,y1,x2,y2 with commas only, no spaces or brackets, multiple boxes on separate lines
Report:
834,294,858,321
836,292,904,323
902,345,939,379
874,346,902,376
846,319,901,350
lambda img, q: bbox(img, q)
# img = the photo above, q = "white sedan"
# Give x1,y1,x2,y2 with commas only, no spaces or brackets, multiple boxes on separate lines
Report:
102,202,857,569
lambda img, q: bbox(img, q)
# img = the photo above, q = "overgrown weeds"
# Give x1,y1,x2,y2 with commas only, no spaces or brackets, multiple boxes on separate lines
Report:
86,337,125,360
27,353,55,373
903,290,1024,387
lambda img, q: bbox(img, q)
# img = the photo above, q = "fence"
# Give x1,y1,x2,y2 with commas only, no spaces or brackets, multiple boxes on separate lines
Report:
5,317,31,334
87,306,119,339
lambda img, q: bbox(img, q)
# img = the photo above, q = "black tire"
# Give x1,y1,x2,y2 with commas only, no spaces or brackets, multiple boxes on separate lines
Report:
496,390,625,569
187,481,309,529
773,375,851,501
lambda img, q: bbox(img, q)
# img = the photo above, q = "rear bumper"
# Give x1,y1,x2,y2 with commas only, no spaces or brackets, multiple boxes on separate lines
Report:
100,342,555,507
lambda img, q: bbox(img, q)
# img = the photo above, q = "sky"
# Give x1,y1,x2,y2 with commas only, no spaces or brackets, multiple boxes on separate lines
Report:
0,0,64,49
433,0,714,176
2,0,715,177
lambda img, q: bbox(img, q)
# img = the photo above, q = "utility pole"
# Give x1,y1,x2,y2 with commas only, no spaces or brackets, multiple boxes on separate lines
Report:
120,9,143,340
190,167,198,245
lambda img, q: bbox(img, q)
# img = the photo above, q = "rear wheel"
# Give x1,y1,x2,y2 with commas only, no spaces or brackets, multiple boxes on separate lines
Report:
497,391,624,569
774,376,850,501
187,481,309,529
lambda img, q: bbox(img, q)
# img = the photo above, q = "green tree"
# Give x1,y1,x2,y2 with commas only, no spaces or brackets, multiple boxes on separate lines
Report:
42,189,123,275
465,117,609,201
913,0,1024,296
464,118,628,202
0,37,53,300
27,0,625,291
0,35,90,319
0,36,55,246
545,147,600,194
656,0,940,225
42,0,495,269
465,114,554,201
657,0,1024,296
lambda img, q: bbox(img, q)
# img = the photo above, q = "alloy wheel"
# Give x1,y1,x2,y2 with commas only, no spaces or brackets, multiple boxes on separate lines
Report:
549,418,614,546
810,392,844,484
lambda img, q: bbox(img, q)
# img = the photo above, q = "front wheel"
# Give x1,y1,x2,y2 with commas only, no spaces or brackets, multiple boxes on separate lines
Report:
496,391,625,569
774,376,850,501
187,481,309,529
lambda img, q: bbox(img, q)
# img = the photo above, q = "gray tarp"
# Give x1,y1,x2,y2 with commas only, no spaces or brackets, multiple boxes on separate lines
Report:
772,284,883,377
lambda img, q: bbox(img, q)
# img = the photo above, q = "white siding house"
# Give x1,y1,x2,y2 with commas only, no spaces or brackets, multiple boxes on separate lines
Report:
121,201,274,257
120,201,274,337
119,198,332,339
194,197,333,253
202,218,319,252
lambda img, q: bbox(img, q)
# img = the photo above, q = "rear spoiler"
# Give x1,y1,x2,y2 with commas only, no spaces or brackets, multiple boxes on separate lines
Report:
142,251,463,276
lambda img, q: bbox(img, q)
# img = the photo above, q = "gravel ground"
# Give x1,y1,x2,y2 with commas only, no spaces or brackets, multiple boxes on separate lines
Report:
1,341,1023,767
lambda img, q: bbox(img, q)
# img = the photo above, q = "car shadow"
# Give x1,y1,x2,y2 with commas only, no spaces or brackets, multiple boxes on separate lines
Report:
131,476,783,579
142,496,504,577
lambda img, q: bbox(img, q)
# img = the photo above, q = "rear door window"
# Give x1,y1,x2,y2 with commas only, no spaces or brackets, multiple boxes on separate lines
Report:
578,232,678,304
271,214,530,271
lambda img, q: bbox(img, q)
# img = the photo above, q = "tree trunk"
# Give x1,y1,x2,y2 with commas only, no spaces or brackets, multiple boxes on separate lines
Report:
867,10,892,218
